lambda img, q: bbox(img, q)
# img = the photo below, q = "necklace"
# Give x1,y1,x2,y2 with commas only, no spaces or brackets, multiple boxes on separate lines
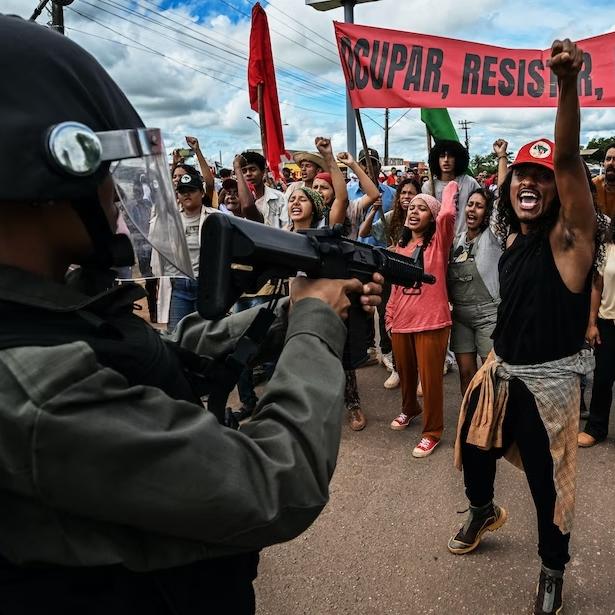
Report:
453,235,477,263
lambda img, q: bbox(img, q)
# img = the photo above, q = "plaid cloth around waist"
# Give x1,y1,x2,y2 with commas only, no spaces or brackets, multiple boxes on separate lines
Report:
454,349,595,534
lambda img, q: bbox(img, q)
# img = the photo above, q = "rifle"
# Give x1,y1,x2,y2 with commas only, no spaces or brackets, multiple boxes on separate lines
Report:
195,215,434,426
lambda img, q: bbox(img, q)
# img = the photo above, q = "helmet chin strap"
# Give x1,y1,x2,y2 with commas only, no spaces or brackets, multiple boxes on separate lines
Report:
70,196,135,269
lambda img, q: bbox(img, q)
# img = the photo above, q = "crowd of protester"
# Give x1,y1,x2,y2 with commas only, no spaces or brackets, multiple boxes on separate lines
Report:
130,56,613,610
150,131,615,456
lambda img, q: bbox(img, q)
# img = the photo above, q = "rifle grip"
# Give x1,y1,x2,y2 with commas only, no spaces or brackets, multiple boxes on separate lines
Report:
343,295,373,370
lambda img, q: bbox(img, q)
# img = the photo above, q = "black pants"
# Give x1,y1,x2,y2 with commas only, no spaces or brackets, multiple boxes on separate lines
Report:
377,280,392,355
585,317,615,441
461,378,570,571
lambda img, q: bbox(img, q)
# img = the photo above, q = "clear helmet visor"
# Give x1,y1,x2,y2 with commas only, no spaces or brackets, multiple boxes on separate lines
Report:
111,153,194,280
45,122,194,280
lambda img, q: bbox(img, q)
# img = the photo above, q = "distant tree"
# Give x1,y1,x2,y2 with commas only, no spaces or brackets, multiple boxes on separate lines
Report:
470,151,512,175
583,136,615,163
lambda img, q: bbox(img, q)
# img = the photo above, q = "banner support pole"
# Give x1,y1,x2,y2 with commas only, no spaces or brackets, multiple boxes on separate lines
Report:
343,0,357,157
257,82,268,162
354,109,377,185
425,125,435,197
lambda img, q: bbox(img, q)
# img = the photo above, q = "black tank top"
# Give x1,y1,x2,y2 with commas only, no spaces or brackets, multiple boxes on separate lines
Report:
492,232,591,365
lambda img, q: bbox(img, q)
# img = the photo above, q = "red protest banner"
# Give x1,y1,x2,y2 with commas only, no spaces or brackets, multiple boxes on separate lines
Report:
334,21,615,108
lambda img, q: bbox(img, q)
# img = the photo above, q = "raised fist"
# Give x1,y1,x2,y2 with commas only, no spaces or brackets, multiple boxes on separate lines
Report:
493,139,508,157
185,136,200,150
315,136,333,155
337,151,355,166
233,153,247,168
548,39,584,80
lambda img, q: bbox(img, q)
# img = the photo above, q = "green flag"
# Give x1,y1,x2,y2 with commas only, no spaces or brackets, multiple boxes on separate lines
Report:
420,108,459,142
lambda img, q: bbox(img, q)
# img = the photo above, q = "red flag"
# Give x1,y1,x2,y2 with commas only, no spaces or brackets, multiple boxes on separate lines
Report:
248,3,288,180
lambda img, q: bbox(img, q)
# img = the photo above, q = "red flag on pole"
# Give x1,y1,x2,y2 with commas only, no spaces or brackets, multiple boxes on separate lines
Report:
248,2,288,180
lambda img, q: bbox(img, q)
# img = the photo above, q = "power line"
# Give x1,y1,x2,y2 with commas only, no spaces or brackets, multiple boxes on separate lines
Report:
66,2,386,129
68,7,247,90
133,0,345,94
86,0,348,104
266,0,340,53
71,1,341,107
64,12,344,118
255,0,340,62
208,1,392,130
69,0,394,132
389,109,412,130
62,28,293,143
96,0,390,138
215,0,340,66
119,0,396,136
79,0,246,62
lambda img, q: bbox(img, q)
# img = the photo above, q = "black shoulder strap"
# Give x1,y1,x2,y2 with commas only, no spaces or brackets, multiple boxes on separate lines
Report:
0,302,200,405
0,306,113,351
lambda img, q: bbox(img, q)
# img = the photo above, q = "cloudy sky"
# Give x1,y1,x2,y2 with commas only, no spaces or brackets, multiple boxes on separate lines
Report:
6,0,615,165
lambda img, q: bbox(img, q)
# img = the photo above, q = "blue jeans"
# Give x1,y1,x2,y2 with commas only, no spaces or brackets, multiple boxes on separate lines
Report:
234,295,275,408
168,278,199,333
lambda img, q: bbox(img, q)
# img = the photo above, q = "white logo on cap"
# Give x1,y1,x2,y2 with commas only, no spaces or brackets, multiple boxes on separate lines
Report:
529,141,552,159
180,174,192,184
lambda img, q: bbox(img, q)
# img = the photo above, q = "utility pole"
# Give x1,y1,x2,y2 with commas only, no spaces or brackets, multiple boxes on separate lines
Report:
342,1,356,157
458,119,474,155
51,1,65,34
31,1,74,34
384,108,389,165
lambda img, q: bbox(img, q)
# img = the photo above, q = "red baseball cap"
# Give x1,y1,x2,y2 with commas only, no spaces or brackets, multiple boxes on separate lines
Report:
511,138,555,172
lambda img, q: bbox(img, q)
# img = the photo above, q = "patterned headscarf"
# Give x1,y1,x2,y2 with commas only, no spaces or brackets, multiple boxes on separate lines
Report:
298,187,325,225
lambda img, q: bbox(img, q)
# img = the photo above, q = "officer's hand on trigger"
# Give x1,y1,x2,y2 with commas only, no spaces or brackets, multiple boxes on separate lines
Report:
290,273,383,319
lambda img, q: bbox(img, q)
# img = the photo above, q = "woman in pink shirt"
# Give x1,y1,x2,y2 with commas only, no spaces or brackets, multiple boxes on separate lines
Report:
385,181,458,457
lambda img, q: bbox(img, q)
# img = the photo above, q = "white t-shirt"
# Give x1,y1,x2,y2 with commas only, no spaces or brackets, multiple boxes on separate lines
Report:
599,243,615,320
346,198,365,241
255,186,288,229
181,210,201,277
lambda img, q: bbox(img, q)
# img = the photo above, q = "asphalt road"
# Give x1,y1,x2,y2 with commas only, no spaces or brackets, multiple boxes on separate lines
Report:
253,362,615,615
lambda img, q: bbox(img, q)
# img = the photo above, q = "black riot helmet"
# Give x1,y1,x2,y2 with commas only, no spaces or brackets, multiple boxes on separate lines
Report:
0,14,192,276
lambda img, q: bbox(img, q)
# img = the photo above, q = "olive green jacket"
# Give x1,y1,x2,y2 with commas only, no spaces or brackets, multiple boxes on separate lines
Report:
0,267,346,571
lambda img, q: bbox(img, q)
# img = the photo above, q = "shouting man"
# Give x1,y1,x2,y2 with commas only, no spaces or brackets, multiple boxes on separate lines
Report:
285,151,325,200
448,40,598,615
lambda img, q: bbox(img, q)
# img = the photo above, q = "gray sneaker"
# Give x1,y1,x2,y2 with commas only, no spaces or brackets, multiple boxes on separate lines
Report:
534,566,563,614
448,502,507,554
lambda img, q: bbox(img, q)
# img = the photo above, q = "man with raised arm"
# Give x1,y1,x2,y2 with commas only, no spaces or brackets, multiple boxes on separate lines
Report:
448,39,598,615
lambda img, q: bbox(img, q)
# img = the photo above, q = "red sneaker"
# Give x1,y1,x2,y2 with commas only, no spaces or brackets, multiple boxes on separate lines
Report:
412,437,439,458
390,411,419,430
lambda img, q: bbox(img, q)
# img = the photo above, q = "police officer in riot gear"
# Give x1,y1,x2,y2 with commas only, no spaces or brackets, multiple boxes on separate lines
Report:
0,14,382,614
